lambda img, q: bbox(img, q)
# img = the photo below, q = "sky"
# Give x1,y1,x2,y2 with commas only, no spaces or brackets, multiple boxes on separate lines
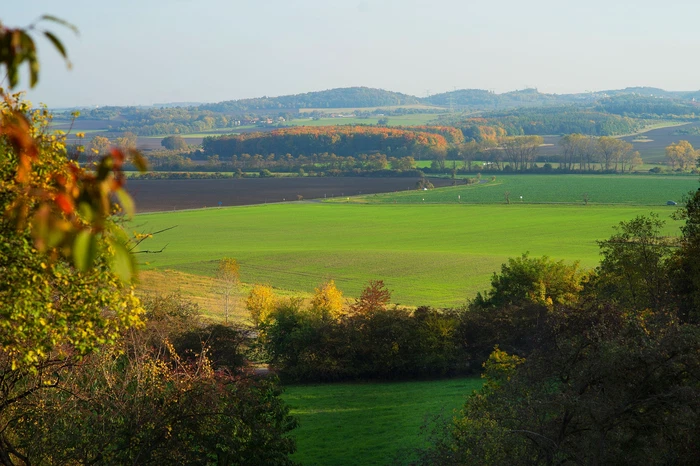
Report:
4,0,700,108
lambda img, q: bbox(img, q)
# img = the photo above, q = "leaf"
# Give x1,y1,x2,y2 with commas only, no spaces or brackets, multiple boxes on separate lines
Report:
130,149,148,172
73,230,97,271
40,15,79,35
54,193,74,215
115,188,135,217
43,31,71,69
110,239,135,283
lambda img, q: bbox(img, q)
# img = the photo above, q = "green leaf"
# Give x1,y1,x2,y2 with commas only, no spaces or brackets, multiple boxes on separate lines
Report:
40,15,79,35
43,31,71,69
110,239,135,283
73,230,97,271
115,188,135,217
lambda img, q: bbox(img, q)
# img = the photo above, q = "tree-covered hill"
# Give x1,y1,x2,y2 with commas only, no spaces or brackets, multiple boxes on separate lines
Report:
200,87,422,112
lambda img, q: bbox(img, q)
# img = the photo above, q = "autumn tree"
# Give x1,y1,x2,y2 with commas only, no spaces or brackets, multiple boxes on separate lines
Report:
216,257,240,323
114,131,137,151
246,284,278,325
597,136,633,171
559,133,596,171
666,140,698,170
89,134,111,157
350,280,392,314
309,279,344,319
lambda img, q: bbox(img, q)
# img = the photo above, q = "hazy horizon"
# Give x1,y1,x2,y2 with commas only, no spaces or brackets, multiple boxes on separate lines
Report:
6,0,700,108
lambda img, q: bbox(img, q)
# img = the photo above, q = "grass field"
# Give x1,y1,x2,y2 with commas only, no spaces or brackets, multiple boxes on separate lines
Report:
283,377,483,466
135,202,681,309
341,174,699,206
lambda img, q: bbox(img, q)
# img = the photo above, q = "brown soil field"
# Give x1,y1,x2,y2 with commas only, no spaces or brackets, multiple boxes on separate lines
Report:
128,177,454,212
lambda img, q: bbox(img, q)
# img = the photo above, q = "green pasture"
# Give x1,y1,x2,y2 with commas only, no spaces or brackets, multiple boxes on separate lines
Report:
283,377,483,466
346,174,698,206
135,202,682,307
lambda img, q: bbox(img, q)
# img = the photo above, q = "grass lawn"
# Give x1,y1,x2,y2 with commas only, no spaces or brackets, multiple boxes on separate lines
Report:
134,202,681,308
283,377,483,466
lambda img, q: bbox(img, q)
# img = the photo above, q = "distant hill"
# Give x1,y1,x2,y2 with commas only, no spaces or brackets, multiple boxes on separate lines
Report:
199,87,422,113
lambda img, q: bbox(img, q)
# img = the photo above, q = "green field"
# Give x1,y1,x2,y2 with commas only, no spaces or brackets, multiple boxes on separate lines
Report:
283,377,482,466
136,203,681,307
345,174,698,206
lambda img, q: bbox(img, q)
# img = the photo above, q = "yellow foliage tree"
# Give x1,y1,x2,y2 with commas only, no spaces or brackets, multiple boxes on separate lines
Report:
666,140,698,171
309,279,344,319
246,284,277,325
216,258,240,323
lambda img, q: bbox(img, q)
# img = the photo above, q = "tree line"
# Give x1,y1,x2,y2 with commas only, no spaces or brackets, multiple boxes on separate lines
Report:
455,107,641,138
201,125,453,158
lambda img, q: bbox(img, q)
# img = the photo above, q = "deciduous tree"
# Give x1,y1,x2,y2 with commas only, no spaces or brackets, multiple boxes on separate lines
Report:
216,257,240,323
246,284,278,325
310,279,344,319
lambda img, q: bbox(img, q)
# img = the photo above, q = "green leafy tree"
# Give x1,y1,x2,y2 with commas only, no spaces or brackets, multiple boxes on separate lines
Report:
421,304,700,466
590,214,674,313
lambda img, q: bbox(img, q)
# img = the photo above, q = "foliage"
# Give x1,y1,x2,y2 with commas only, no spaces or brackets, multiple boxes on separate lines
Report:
309,279,345,319
161,134,188,150
4,294,297,465
590,214,675,312
0,96,145,368
598,94,699,118
261,299,467,382
201,86,422,112
420,304,700,465
474,253,583,310
202,125,451,158
666,140,698,170
457,107,640,139
246,283,278,325
350,279,392,314
0,15,76,89
671,185,700,323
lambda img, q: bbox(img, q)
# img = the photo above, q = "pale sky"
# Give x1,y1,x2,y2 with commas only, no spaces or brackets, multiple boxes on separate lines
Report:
5,0,700,107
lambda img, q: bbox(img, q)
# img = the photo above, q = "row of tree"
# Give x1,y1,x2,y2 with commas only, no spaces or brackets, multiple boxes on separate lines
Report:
201,125,453,158
455,107,641,138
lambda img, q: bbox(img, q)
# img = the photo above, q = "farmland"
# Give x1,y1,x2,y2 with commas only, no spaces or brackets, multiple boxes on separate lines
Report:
534,122,700,162
345,174,699,206
128,177,455,212
135,201,684,308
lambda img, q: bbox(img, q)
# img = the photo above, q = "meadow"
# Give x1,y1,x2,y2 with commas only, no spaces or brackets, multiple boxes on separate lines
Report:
345,174,699,206
282,377,483,466
136,203,682,308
